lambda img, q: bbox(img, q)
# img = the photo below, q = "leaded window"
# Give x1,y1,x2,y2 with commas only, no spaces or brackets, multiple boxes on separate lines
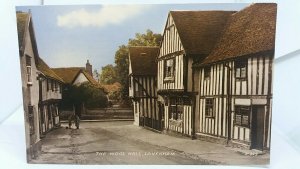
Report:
205,98,214,118
234,105,250,128
235,59,247,80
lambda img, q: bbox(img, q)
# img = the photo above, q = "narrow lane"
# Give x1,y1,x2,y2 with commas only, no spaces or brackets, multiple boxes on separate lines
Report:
32,121,213,164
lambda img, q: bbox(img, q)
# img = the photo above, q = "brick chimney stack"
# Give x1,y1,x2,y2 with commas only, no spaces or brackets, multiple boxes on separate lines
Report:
86,59,93,77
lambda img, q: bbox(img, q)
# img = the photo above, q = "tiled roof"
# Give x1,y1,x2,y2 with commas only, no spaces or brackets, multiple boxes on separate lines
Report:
52,67,98,85
36,57,64,83
201,3,277,65
52,67,84,84
170,10,235,55
129,46,159,76
16,12,29,49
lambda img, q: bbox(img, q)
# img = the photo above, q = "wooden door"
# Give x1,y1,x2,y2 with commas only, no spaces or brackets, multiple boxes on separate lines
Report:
251,105,265,150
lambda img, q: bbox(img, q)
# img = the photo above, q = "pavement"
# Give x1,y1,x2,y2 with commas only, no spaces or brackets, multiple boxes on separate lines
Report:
31,121,269,165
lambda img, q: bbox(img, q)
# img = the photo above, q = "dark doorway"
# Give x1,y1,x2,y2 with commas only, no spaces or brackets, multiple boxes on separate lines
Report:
251,105,265,150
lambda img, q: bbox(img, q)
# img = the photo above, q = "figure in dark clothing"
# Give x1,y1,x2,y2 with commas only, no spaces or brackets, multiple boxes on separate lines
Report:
74,114,80,129
68,113,74,129
74,103,81,129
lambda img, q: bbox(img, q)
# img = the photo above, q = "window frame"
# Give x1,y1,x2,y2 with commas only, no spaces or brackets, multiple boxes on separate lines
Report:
25,55,32,85
234,105,250,128
235,59,248,80
168,97,191,121
164,58,175,81
205,98,215,118
204,67,211,80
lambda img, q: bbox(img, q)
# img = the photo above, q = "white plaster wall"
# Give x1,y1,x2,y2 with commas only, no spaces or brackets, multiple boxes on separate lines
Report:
73,72,88,85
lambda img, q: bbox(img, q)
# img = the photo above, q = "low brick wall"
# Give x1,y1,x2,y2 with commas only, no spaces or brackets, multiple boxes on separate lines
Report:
61,108,133,121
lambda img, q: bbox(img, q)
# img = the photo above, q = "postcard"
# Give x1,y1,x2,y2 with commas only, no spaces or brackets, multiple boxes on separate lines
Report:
16,3,277,165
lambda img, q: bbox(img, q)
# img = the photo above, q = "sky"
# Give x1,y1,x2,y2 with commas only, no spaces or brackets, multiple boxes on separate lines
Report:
16,3,248,71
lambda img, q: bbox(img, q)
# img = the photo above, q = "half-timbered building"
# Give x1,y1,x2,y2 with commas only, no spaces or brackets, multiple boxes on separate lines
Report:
193,3,276,150
36,57,64,138
128,46,161,130
157,11,234,136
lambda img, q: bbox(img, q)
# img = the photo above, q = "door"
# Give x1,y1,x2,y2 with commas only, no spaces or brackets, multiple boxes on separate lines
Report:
251,105,265,150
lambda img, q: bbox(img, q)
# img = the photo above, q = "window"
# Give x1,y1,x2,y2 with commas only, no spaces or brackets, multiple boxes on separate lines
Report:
234,106,250,128
235,59,247,80
28,105,35,135
204,67,211,80
168,98,190,120
26,55,32,84
164,58,175,80
169,105,183,120
205,98,214,118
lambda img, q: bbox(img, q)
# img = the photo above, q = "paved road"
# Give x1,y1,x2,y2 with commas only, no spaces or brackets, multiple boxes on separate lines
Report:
31,121,212,164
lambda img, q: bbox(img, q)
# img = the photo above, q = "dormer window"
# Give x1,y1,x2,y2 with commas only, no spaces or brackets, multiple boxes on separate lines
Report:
164,58,175,81
26,55,32,85
235,59,247,80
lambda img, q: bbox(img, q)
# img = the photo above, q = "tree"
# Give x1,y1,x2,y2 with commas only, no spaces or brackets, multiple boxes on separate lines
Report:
128,29,162,46
61,82,108,110
99,64,118,84
114,45,129,101
114,29,162,104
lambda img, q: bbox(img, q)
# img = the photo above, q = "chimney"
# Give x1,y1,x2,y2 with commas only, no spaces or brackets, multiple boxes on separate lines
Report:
86,59,93,77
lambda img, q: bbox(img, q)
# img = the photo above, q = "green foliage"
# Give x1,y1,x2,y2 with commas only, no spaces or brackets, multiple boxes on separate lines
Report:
61,82,108,109
114,45,129,100
99,64,118,84
128,29,162,46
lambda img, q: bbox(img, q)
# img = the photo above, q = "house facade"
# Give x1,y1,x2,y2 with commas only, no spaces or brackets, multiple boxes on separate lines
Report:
52,62,106,118
128,46,161,130
157,11,234,136
17,11,42,160
193,3,276,150
36,58,64,138
52,60,97,86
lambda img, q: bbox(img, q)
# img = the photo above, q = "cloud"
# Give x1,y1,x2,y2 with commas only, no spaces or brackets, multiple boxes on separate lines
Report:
57,5,150,28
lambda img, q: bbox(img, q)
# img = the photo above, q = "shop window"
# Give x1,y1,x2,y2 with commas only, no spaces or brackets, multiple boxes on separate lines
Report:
234,105,250,128
168,98,187,120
